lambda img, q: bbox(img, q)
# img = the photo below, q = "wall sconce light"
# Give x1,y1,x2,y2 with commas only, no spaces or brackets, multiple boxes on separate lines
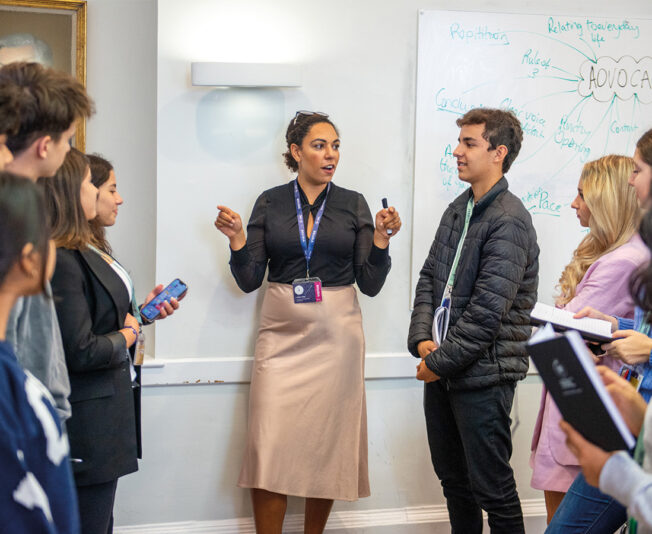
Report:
191,62,302,87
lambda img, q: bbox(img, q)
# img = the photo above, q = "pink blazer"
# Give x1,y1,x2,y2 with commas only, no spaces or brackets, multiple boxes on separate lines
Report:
531,234,649,469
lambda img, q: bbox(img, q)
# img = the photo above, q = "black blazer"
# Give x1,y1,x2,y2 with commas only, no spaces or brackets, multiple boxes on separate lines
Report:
51,247,139,487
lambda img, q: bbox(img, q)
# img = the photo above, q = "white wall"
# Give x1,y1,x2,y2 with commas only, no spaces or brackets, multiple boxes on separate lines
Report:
86,0,157,313
79,0,651,530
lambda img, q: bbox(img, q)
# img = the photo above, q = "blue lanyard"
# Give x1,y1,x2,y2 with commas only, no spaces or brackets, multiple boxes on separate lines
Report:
294,179,330,277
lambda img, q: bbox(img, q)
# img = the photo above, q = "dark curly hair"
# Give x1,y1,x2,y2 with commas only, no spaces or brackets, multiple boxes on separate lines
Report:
456,108,523,173
282,112,339,172
0,78,21,137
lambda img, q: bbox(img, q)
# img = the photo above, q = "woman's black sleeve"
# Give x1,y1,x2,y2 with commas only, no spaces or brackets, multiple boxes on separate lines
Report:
229,192,269,293
353,193,391,297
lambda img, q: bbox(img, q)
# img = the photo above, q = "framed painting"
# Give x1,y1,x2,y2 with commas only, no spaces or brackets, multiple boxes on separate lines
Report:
0,0,87,149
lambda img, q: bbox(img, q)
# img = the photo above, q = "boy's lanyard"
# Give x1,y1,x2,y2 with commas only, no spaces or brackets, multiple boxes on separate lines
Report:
88,244,143,326
294,179,330,278
441,196,474,306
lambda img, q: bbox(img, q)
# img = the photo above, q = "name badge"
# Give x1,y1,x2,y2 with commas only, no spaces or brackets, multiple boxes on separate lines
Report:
620,367,640,389
292,277,323,304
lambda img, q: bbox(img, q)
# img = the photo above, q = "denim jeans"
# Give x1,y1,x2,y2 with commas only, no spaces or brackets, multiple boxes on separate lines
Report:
545,472,626,533
424,381,524,534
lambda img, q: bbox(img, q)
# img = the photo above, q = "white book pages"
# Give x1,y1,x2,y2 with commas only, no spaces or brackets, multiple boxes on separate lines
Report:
531,302,612,340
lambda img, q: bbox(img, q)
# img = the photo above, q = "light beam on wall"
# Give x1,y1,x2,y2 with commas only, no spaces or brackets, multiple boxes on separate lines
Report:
191,62,302,87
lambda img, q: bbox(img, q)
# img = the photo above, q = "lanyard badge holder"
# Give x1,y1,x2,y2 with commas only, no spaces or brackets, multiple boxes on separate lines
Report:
433,197,474,343
292,180,330,304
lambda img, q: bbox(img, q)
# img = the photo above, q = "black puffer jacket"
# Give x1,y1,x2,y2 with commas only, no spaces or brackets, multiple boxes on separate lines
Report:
408,178,539,390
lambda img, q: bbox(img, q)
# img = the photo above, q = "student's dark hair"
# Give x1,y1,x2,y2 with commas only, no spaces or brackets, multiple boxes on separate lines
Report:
283,112,339,172
87,153,114,254
0,62,94,154
629,129,652,317
39,148,92,250
0,79,21,136
630,210,652,316
0,172,50,290
456,108,523,173
636,128,652,168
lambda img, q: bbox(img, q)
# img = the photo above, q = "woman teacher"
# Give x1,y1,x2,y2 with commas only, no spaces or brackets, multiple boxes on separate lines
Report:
214,111,401,534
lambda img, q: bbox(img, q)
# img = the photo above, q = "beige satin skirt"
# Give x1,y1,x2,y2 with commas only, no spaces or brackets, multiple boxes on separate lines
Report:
238,282,370,501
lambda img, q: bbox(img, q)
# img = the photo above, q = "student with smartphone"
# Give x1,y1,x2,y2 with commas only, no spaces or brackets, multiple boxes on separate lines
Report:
215,111,401,534
40,149,140,534
87,153,186,328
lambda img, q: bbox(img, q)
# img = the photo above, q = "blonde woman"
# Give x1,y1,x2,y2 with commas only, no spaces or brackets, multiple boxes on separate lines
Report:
530,155,649,522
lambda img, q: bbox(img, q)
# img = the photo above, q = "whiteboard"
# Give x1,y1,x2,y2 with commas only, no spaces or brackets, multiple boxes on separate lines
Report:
412,10,652,304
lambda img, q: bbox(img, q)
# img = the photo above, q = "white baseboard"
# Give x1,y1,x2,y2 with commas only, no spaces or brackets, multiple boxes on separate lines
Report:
115,498,546,533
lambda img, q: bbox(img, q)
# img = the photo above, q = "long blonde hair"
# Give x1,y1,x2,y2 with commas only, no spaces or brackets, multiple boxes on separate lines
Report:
557,155,640,306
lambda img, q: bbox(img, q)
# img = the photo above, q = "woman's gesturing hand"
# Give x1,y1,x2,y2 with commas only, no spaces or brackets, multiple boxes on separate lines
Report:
215,205,246,250
374,206,401,248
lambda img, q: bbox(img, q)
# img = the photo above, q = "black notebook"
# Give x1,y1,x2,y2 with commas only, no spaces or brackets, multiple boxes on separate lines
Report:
527,324,635,452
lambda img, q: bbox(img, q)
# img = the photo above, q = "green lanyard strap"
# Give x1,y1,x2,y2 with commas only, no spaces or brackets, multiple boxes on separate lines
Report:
442,196,474,306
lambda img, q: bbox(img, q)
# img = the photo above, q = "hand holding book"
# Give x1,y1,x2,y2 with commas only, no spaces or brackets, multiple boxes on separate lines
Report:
559,366,647,487
527,324,635,451
573,306,618,332
559,421,615,487
598,366,647,436
573,306,652,365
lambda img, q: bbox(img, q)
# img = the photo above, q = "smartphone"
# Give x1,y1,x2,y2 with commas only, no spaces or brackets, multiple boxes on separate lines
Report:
140,278,188,322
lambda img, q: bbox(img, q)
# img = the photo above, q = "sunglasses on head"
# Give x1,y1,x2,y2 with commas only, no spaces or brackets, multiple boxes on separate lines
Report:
293,110,329,126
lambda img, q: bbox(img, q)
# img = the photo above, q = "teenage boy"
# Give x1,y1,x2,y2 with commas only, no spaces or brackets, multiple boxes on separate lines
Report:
408,108,539,533
0,61,94,421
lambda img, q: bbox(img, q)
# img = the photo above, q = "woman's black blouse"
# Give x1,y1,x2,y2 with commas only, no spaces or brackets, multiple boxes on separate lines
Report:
229,181,391,296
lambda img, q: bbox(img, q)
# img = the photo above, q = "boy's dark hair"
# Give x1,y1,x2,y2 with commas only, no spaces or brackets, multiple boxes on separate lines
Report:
0,171,50,289
0,79,21,136
0,62,94,154
283,112,339,172
456,108,523,173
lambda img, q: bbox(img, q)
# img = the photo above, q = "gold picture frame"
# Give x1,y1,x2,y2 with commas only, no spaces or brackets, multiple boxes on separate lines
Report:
0,0,87,149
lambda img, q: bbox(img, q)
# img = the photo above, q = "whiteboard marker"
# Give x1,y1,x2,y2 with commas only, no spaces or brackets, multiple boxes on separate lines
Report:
381,198,393,235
